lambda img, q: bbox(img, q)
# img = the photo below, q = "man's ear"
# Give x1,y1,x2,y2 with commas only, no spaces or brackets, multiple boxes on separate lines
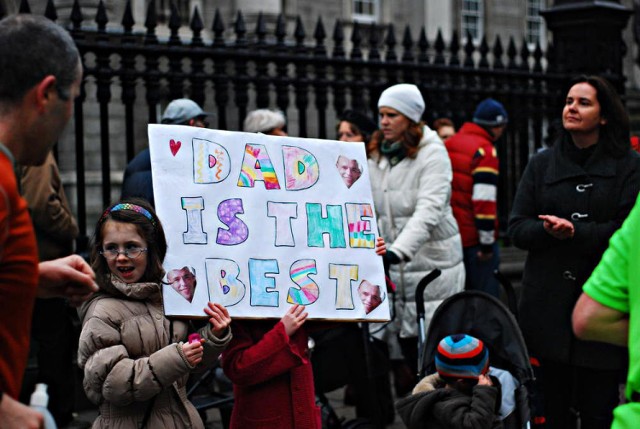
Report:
35,75,57,112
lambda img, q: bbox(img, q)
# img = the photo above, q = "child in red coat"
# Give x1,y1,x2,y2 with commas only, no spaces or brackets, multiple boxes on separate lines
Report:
222,305,320,429
222,237,387,429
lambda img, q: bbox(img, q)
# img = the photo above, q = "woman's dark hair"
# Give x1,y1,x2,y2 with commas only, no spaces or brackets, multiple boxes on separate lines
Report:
337,120,371,143
90,198,167,286
433,118,454,131
338,109,378,143
366,120,424,159
564,75,630,157
544,119,563,148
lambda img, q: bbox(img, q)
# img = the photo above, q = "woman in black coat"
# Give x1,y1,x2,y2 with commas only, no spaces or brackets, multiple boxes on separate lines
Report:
508,75,640,429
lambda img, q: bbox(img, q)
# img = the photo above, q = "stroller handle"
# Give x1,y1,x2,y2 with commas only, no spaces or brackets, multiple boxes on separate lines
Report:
415,269,442,318
415,269,441,381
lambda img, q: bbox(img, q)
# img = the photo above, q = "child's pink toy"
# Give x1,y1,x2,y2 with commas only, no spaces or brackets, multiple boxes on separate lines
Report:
188,333,202,344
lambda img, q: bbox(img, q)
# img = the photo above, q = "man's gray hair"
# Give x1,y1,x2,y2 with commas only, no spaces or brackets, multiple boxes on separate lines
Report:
243,109,286,133
0,14,80,111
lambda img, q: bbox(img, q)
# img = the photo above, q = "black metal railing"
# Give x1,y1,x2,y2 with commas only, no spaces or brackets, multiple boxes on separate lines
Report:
8,0,585,250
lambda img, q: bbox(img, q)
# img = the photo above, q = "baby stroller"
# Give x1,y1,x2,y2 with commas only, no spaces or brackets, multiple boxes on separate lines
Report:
405,269,535,428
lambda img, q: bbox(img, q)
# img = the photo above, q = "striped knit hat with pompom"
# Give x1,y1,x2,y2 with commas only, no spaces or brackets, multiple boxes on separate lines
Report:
435,334,489,380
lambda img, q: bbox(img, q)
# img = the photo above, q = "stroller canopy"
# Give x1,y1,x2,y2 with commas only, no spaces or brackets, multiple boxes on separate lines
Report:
421,291,534,385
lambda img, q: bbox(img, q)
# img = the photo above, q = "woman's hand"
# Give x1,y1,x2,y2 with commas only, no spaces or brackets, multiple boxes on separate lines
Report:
182,340,204,366
375,236,387,256
281,304,308,337
205,302,232,337
539,214,574,240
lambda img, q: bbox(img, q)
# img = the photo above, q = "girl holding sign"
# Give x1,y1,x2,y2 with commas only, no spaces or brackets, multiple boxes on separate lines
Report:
77,199,232,429
367,83,465,395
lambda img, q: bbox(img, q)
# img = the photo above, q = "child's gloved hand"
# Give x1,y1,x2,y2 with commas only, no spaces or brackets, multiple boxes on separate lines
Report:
182,339,204,366
281,304,308,337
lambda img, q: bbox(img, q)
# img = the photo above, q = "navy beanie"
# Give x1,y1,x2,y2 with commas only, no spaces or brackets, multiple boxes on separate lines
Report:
473,98,508,127
435,334,489,380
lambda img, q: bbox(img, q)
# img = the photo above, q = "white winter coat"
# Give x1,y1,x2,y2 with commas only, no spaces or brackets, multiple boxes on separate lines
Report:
368,126,465,345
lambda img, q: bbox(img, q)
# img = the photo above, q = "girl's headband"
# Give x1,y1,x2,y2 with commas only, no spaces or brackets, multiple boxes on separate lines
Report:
99,203,157,227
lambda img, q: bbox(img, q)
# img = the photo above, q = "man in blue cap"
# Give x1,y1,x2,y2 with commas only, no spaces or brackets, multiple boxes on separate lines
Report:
121,98,210,206
160,98,209,127
445,98,508,297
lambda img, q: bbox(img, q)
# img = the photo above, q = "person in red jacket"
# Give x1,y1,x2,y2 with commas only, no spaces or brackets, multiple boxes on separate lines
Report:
445,98,508,297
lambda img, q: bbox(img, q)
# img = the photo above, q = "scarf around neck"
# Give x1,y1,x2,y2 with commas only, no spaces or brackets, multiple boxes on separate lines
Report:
380,140,407,166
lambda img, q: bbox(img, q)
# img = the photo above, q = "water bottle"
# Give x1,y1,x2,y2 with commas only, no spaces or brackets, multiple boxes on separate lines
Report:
29,383,58,429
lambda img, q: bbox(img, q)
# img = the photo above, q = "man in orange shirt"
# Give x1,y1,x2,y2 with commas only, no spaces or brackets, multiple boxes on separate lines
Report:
0,14,97,428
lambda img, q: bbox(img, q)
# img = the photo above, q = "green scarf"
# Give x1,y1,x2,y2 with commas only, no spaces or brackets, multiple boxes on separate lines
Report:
380,140,406,166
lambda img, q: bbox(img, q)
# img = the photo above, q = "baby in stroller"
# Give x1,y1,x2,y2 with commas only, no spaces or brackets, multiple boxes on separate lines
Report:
395,273,534,429
396,334,503,429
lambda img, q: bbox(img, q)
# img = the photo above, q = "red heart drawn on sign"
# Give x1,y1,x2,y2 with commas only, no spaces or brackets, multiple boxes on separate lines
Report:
169,139,181,156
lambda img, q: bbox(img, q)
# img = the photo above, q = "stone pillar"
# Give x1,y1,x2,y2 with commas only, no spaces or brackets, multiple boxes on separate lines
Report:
541,0,632,92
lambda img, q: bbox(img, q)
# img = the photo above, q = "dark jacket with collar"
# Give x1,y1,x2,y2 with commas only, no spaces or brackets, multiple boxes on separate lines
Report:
508,137,640,369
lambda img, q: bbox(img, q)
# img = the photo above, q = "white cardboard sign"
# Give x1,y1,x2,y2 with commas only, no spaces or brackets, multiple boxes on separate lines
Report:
149,125,389,321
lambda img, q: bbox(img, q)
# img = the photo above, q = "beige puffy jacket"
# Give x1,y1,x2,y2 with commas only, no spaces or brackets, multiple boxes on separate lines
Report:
78,276,231,428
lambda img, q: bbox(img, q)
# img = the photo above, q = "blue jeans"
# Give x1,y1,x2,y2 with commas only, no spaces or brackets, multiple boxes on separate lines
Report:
463,243,500,298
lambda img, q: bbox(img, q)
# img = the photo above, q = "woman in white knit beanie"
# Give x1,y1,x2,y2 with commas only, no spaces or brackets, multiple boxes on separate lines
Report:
367,83,465,395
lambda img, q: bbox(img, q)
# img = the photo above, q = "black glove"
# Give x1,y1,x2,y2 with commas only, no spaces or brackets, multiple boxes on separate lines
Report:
382,250,402,273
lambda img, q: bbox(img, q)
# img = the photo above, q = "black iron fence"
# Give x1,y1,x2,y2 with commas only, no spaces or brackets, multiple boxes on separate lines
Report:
10,0,584,250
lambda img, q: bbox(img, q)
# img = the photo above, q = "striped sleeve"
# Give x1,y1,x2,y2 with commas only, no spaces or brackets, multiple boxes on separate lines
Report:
471,146,499,251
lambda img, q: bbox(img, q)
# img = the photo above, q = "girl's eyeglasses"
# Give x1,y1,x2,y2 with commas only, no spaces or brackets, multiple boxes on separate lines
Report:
100,247,148,260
